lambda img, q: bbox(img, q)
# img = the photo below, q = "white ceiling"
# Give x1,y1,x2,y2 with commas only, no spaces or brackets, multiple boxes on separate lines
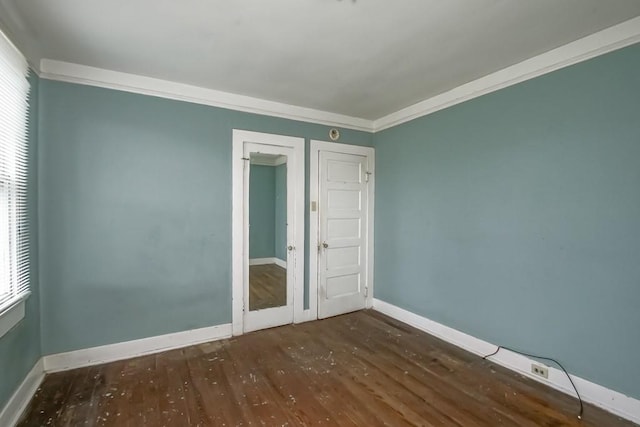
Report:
1,0,640,120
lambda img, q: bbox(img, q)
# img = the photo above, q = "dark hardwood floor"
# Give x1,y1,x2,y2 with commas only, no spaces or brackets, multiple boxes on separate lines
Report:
249,263,286,311
18,311,636,426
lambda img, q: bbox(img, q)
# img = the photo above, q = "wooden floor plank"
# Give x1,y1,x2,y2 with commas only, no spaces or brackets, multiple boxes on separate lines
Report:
249,263,286,311
18,311,638,427
56,367,97,427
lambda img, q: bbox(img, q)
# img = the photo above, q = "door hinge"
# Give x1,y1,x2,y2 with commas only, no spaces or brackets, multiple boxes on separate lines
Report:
365,171,372,183
364,286,369,297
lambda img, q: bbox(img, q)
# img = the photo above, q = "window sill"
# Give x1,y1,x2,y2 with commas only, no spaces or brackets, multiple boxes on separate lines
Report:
0,296,28,339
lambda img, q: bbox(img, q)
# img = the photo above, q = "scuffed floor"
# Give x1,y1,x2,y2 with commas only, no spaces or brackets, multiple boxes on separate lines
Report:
18,311,637,426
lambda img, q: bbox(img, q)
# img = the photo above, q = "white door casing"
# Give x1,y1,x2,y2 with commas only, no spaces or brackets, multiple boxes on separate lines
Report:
310,141,374,320
232,130,305,335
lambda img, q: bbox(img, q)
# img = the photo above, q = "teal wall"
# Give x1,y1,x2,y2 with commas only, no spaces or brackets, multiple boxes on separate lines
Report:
5,37,636,415
373,43,640,399
249,165,276,259
38,79,372,355
0,73,41,409
275,164,287,262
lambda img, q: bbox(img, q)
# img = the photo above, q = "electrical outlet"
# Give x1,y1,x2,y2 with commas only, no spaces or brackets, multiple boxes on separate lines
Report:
531,363,549,379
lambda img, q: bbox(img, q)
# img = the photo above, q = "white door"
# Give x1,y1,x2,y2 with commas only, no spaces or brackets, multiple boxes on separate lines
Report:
243,143,294,332
232,130,305,336
317,150,370,319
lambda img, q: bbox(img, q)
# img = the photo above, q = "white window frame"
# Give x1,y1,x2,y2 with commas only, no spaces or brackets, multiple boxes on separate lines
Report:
0,30,31,338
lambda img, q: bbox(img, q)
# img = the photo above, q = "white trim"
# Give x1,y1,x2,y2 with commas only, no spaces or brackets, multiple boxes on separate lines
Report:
39,59,373,132
0,299,25,339
0,358,44,427
232,130,305,335
296,309,317,324
249,257,287,269
32,18,640,134
309,141,375,321
372,299,640,424
232,132,244,335
373,17,640,132
43,323,232,373
0,323,233,425
250,154,287,166
249,257,276,266
273,258,287,269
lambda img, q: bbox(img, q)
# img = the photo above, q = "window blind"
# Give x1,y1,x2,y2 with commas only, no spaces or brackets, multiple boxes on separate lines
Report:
0,30,30,315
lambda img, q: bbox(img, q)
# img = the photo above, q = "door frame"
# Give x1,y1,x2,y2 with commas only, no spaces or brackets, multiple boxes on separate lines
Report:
309,140,375,320
232,130,305,336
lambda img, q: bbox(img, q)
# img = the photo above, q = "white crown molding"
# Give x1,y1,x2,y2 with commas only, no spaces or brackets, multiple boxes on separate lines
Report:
27,16,640,135
38,59,374,132
43,322,232,373
373,298,640,424
0,358,44,427
373,17,640,132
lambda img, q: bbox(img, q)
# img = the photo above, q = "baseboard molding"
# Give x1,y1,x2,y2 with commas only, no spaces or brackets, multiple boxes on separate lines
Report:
295,309,317,324
0,358,44,427
43,323,232,373
249,257,287,268
0,323,233,425
372,298,640,424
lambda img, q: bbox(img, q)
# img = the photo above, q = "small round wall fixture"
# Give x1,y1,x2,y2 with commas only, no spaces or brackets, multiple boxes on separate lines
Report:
329,128,340,141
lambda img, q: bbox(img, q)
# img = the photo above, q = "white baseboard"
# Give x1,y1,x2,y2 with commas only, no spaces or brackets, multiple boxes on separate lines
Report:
43,323,232,373
249,257,287,268
0,358,44,427
295,308,317,324
372,298,640,424
0,323,233,425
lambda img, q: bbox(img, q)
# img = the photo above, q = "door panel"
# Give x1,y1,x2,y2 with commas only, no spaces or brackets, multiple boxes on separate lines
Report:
327,218,360,239
243,143,294,333
327,189,361,210
326,246,360,269
327,159,361,182
318,151,368,319
326,274,361,299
